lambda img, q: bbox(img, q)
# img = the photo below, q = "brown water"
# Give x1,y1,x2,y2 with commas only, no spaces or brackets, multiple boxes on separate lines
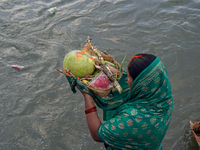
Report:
0,0,200,149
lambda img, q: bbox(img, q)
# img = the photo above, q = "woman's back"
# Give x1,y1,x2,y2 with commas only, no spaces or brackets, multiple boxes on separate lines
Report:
98,56,173,150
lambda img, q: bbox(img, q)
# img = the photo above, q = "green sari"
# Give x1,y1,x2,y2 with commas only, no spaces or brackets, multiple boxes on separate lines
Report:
66,57,173,150
98,57,173,150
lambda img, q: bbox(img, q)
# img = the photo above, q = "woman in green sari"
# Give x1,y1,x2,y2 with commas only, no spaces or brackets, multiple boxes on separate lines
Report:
69,54,173,150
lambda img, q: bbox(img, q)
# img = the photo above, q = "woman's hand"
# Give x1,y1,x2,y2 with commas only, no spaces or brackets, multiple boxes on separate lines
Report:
76,86,91,98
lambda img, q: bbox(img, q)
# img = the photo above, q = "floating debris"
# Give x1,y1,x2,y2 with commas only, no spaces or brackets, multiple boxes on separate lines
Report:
12,65,24,70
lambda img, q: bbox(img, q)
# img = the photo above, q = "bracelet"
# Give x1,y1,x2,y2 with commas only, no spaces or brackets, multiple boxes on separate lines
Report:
85,106,97,114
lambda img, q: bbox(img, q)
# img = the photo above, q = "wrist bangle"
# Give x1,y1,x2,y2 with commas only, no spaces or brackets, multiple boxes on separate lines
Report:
85,106,97,114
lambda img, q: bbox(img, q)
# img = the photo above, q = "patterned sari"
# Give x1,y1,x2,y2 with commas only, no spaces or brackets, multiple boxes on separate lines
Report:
66,57,173,149
97,57,173,150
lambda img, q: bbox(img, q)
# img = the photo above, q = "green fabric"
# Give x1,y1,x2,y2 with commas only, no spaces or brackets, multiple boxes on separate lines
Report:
66,70,130,120
103,110,116,121
98,57,173,150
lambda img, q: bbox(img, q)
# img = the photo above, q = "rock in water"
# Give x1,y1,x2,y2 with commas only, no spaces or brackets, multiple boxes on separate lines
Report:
63,50,95,78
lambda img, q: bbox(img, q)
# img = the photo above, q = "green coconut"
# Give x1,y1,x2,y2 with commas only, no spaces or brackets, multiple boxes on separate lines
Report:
63,50,95,78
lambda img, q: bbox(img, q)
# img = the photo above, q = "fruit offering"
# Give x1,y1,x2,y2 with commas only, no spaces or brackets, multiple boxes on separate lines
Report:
57,37,125,97
63,50,95,78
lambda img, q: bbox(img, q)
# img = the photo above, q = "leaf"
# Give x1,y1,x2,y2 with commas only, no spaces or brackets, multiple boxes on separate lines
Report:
119,55,126,72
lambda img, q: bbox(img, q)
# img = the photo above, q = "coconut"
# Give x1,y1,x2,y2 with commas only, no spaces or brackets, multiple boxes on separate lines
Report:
63,50,95,78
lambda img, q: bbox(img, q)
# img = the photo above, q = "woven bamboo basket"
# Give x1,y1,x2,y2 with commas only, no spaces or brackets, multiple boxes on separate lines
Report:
84,60,122,97
57,39,123,97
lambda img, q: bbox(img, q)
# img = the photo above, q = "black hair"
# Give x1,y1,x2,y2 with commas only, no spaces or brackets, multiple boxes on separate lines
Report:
128,54,157,81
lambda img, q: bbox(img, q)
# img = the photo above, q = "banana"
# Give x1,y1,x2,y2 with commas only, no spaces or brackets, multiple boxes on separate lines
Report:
82,80,89,85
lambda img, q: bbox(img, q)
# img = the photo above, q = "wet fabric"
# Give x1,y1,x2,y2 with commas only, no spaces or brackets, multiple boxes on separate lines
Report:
98,57,173,150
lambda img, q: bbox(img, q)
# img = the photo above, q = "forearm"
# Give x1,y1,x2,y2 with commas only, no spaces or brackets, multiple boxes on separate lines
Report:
83,93,102,142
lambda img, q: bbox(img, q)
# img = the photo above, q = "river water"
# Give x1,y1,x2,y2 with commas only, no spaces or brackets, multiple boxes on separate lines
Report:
0,0,200,150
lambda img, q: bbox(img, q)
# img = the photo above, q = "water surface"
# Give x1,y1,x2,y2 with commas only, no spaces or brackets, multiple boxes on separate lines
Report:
0,0,200,149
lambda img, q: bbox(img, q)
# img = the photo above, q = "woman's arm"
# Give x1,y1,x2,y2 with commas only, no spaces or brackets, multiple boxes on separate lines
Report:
82,92,102,142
